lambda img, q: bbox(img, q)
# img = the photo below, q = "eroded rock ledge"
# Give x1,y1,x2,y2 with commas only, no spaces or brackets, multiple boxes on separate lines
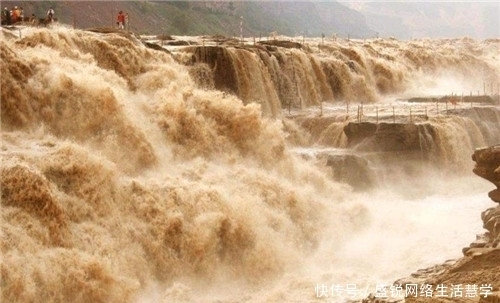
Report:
473,146,500,204
363,145,500,303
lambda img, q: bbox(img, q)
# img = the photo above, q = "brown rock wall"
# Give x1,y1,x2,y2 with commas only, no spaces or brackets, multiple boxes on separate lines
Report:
473,146,500,249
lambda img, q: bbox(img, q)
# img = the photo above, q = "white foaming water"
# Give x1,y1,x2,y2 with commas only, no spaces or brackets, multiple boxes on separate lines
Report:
138,178,493,303
1,26,498,303
148,173,493,302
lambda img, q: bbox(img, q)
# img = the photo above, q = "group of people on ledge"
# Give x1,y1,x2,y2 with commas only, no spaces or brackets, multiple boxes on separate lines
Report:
2,6,127,30
1,6,55,26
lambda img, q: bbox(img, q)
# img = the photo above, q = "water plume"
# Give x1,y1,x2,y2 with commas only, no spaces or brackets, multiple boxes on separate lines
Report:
1,27,360,303
1,26,498,303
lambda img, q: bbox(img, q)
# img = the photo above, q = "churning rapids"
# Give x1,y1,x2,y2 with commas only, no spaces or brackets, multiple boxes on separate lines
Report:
1,25,499,303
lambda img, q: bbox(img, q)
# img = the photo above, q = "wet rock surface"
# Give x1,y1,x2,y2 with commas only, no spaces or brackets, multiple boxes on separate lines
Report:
257,40,303,49
343,122,428,152
343,108,500,154
473,146,500,252
326,154,376,190
473,146,500,204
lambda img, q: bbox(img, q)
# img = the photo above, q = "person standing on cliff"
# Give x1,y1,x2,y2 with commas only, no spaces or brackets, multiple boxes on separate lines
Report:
19,7,24,22
46,7,54,23
1,7,11,25
11,6,20,23
30,13,37,25
116,11,125,29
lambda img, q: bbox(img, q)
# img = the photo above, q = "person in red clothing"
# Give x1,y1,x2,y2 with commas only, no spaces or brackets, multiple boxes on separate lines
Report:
11,6,20,23
117,11,125,29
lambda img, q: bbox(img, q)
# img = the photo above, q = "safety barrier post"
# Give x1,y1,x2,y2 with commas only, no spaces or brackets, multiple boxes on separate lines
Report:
240,16,243,44
361,102,364,121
